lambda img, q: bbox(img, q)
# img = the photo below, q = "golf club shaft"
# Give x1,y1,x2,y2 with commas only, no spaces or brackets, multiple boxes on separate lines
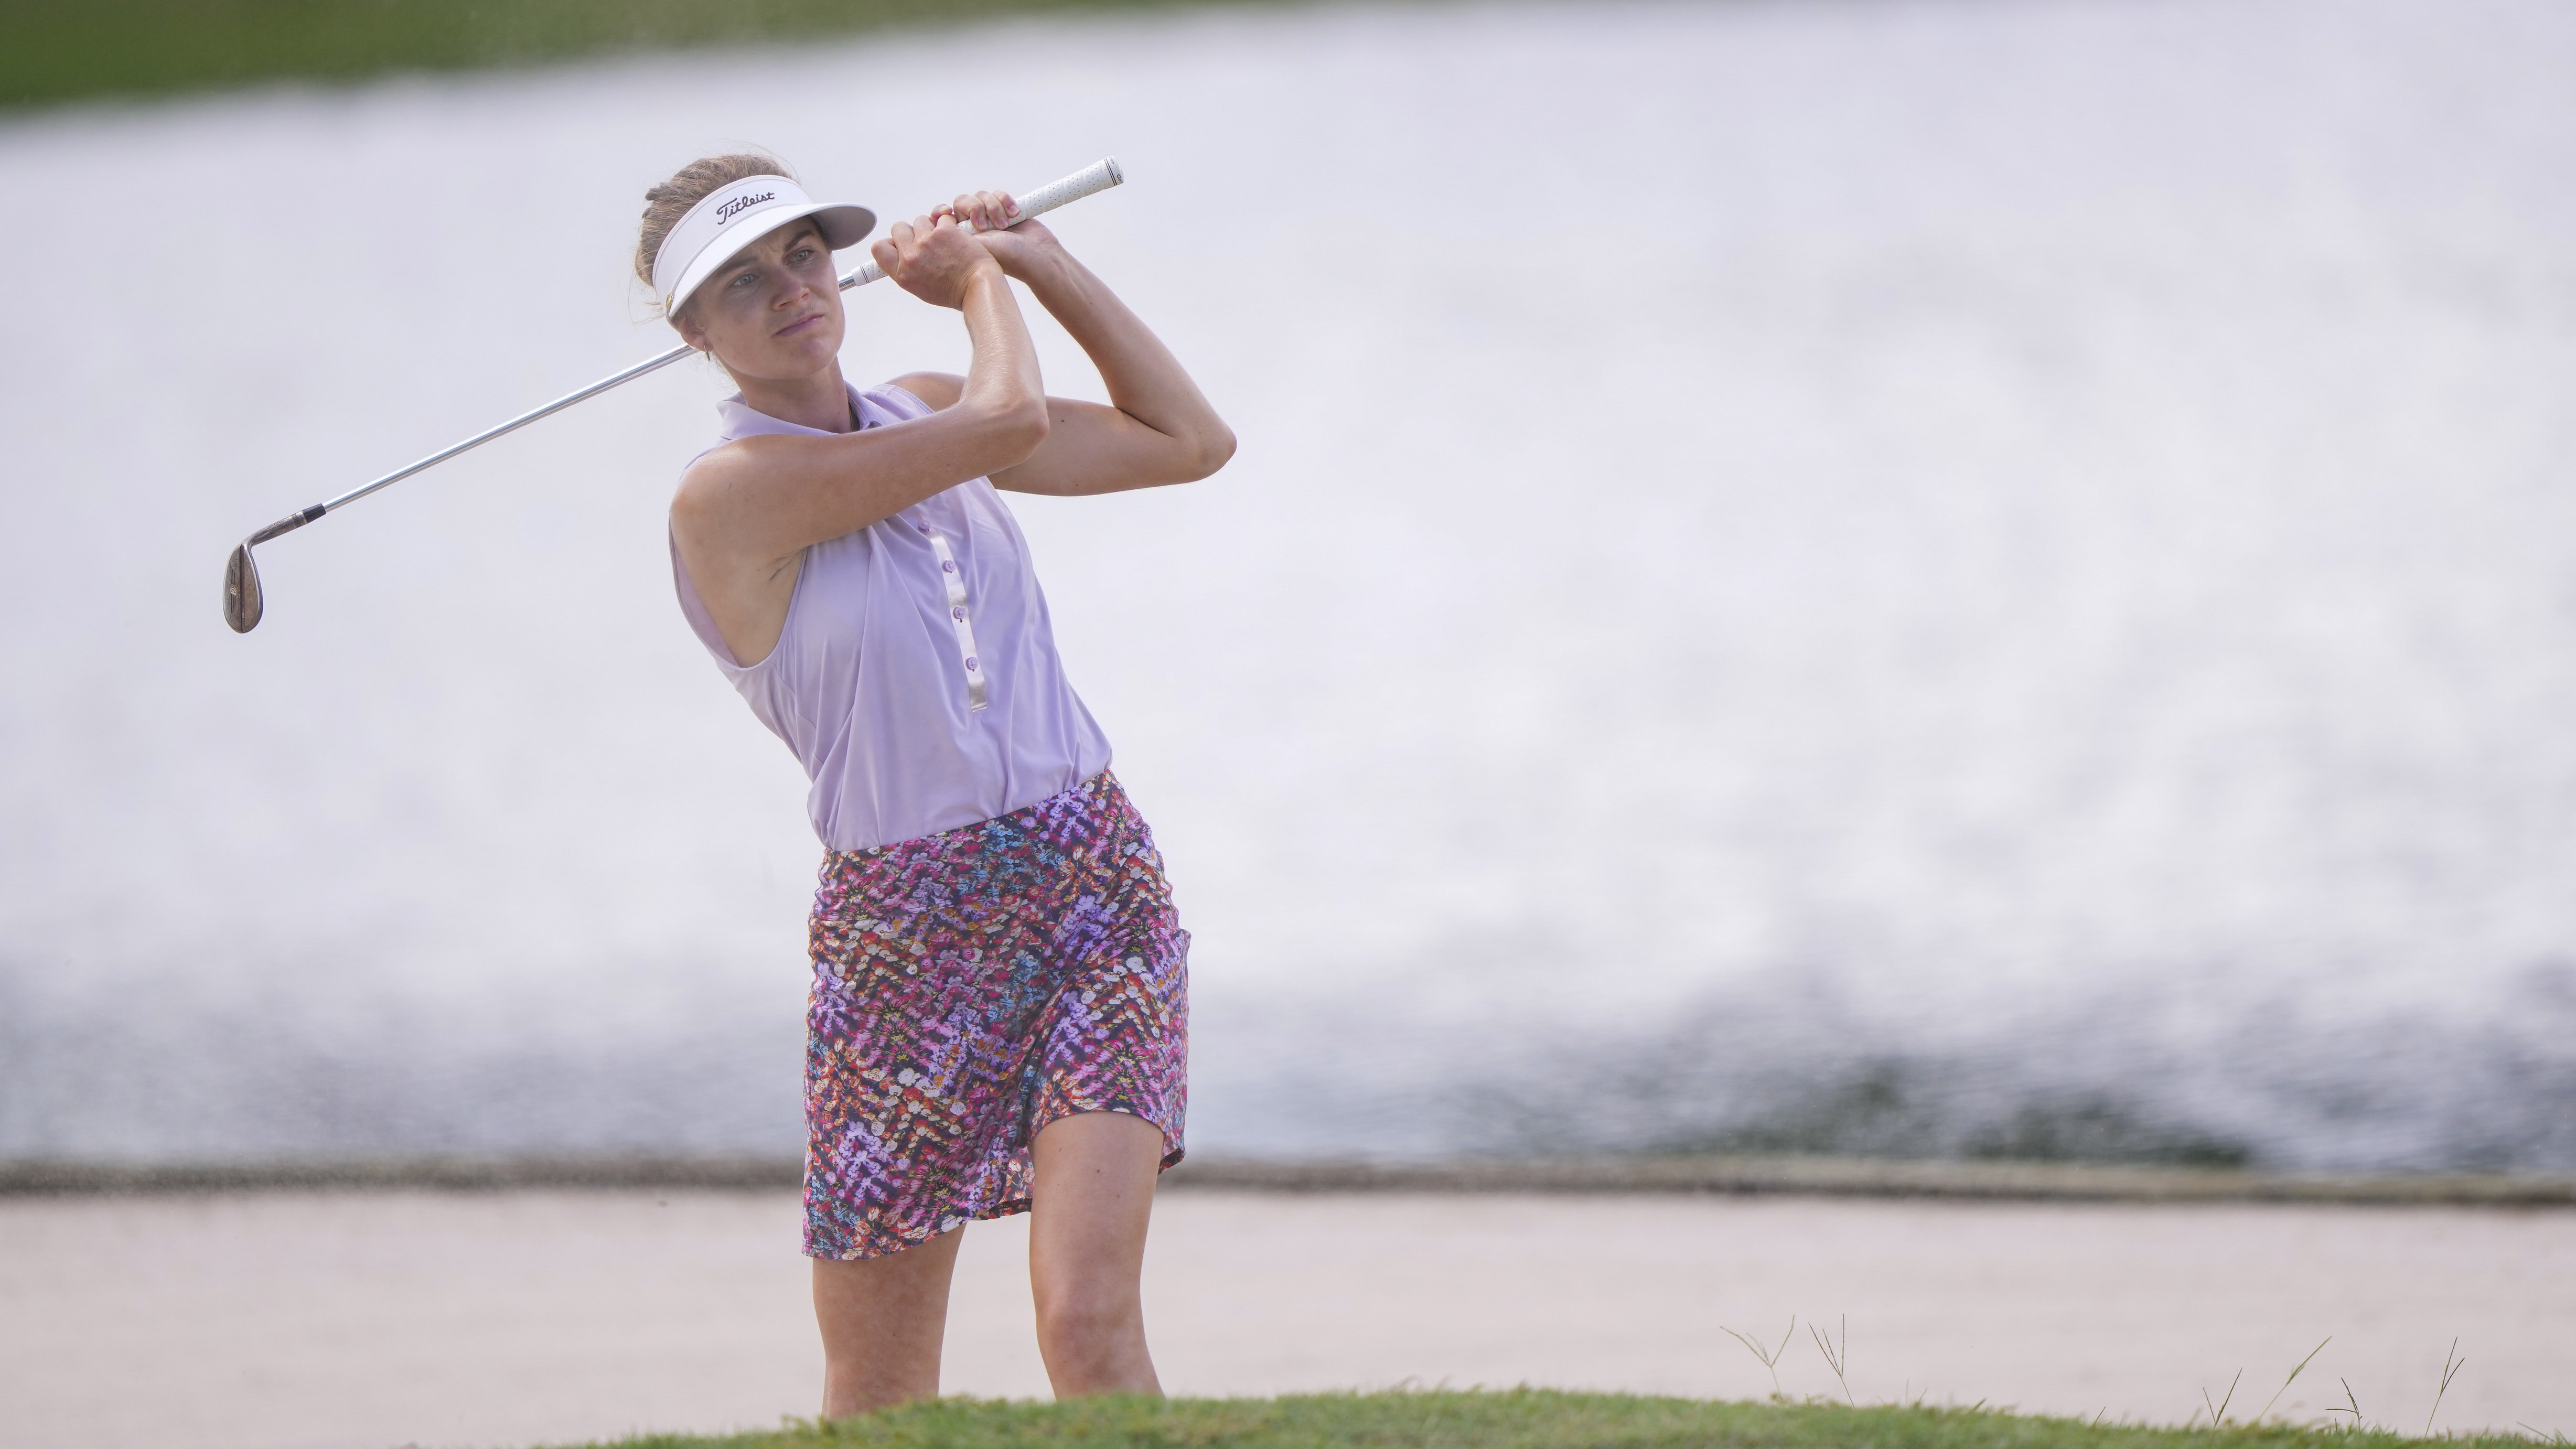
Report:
282,157,1123,525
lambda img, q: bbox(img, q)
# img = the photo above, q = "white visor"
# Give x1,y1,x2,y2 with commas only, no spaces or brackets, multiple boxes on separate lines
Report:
652,173,875,316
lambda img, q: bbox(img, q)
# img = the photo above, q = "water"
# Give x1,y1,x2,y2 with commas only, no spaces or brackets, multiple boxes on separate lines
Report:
4,0,2572,1172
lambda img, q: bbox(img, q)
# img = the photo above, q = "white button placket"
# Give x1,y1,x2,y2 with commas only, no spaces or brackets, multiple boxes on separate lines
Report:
916,523,988,712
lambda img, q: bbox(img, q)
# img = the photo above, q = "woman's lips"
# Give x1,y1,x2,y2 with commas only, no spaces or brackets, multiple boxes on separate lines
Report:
775,313,825,337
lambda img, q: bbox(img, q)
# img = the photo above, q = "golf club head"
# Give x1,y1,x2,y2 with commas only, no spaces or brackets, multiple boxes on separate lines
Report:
223,541,263,632
222,506,325,634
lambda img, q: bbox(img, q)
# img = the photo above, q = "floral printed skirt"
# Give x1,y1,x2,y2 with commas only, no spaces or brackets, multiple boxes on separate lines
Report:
801,769,1188,1260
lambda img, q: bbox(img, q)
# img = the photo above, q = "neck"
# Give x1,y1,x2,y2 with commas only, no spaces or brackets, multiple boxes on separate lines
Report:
732,360,854,433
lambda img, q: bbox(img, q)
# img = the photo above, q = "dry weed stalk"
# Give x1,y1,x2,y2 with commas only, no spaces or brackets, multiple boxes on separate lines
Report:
2203,1368,2245,1426
1722,1317,1795,1400
2256,1337,2332,1424
1808,1315,1857,1407
2425,1338,2466,1436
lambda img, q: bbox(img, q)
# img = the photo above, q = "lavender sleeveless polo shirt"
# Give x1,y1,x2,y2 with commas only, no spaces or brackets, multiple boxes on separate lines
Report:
670,381,1113,852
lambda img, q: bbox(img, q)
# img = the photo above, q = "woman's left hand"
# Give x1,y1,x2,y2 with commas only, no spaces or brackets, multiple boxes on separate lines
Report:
934,190,1061,278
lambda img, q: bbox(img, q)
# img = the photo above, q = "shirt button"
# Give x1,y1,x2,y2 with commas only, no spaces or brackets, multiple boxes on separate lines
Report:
964,657,980,671
951,606,966,621
941,561,956,573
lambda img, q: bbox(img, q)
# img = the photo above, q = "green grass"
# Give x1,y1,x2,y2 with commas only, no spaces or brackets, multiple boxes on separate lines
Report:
0,0,1271,112
561,1390,2553,1449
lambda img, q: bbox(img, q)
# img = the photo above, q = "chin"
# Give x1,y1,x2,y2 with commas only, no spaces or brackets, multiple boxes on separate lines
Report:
784,330,843,368
741,347,841,385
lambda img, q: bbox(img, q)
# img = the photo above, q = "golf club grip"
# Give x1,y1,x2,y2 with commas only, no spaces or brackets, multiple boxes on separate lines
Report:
838,157,1125,291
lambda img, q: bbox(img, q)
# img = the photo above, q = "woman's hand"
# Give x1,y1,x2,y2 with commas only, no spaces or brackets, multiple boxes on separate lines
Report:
933,190,1064,280
871,210,1003,309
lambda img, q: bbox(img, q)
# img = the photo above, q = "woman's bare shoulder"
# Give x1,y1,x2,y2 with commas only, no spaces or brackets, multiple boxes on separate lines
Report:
882,372,965,409
671,438,749,516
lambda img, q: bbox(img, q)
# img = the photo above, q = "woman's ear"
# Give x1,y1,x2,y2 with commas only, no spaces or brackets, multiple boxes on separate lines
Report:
672,301,712,357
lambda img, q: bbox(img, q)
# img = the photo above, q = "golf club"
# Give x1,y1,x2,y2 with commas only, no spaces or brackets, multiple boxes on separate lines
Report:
222,156,1126,634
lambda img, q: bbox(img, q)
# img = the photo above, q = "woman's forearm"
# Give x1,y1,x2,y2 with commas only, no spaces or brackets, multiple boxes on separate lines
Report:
1014,250,1231,466
954,267,1050,445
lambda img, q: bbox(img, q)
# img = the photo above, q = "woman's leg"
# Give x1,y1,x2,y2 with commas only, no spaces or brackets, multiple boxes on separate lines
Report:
811,1227,965,1417
1028,1110,1167,1397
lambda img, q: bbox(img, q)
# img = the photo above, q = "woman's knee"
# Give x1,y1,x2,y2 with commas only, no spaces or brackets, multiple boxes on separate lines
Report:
1034,1285,1141,1350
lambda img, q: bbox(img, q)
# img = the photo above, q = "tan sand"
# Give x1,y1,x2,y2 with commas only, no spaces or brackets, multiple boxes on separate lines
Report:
1,1187,2568,1448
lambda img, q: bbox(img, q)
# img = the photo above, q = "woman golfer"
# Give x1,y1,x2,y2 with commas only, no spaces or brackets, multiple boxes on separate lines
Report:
639,153,1232,1415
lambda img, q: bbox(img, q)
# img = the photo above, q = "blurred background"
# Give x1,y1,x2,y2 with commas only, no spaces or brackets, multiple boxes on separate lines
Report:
2,0,2571,1177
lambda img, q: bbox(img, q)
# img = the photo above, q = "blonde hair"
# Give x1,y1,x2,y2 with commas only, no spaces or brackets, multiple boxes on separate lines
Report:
636,152,792,315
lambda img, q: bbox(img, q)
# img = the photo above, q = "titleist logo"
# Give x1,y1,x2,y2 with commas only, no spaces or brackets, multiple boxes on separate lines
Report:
715,191,776,223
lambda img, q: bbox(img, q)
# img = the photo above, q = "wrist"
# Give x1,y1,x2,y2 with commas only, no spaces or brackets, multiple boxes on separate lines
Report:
1001,241,1071,285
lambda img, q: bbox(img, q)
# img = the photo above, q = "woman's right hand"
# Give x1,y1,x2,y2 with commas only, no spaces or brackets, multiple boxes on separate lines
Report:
872,212,1003,309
